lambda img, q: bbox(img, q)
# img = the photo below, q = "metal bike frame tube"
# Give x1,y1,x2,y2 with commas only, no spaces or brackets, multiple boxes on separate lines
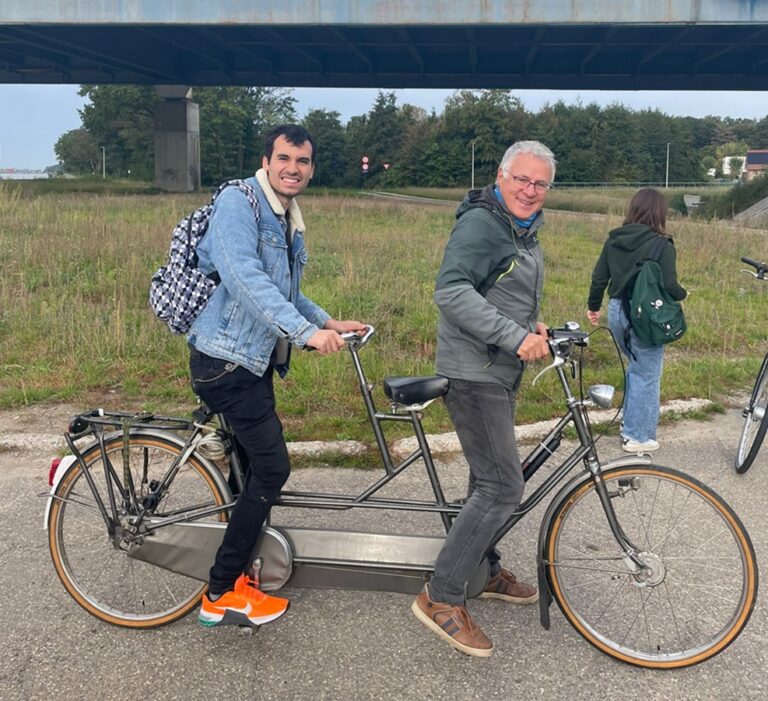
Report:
217,414,245,495
488,443,593,550
348,345,396,474
585,469,645,565
63,432,116,531
411,408,453,532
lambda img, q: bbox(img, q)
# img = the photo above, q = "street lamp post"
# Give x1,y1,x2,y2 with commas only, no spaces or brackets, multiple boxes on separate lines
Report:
665,142,670,189
471,140,475,189
101,146,106,180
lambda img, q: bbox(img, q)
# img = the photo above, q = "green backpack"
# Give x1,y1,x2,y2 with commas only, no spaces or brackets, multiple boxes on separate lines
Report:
623,236,687,347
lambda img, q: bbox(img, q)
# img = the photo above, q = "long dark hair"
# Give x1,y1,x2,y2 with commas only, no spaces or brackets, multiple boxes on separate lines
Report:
623,188,667,234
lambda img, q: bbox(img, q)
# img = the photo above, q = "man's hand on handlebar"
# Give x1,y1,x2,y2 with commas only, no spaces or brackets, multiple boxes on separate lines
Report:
306,319,369,355
517,324,550,362
324,319,368,335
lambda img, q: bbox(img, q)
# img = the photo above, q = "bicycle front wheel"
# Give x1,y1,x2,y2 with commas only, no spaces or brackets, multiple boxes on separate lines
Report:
544,465,757,668
735,353,768,473
48,433,229,628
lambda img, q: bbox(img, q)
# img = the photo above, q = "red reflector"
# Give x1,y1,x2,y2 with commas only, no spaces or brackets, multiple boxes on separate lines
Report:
49,457,62,486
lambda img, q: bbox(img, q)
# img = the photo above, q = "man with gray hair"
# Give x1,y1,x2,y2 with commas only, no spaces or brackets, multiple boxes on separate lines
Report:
412,141,557,657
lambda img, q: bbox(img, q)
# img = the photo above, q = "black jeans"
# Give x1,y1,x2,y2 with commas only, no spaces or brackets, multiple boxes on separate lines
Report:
189,346,291,595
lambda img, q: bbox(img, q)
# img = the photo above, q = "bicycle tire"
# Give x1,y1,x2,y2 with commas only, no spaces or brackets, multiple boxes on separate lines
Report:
544,464,758,669
48,433,229,628
735,352,768,473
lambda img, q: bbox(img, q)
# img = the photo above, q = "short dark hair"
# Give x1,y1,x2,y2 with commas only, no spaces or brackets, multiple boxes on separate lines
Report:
263,124,316,164
623,187,667,234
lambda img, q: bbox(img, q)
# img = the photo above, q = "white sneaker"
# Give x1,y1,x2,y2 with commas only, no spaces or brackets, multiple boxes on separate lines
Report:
622,438,660,454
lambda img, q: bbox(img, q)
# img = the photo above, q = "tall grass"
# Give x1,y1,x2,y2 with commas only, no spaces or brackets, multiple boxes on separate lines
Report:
1,181,765,442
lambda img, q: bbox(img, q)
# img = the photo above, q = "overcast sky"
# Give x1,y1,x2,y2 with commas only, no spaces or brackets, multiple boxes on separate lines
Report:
1,84,767,170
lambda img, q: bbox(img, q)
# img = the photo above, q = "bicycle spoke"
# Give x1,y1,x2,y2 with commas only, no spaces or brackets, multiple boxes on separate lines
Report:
547,467,756,667
50,435,224,626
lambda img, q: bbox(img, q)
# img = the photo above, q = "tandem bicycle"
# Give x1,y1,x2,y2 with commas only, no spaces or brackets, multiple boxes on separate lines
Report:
44,323,758,669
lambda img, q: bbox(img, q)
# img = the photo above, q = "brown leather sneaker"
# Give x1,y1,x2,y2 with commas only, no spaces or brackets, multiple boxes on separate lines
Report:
479,568,539,604
411,584,493,657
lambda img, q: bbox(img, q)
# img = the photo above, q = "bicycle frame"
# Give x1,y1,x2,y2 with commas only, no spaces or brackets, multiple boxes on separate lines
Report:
46,324,648,610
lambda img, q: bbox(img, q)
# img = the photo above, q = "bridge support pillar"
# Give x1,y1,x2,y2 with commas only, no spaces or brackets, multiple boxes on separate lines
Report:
153,86,200,192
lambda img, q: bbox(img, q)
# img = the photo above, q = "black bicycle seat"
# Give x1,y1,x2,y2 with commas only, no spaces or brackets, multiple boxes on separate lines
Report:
383,376,450,405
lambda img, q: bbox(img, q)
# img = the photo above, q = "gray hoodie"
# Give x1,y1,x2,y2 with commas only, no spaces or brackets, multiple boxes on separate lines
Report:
434,184,545,389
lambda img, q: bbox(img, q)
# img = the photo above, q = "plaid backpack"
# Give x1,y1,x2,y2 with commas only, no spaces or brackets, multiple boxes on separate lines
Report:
149,180,260,334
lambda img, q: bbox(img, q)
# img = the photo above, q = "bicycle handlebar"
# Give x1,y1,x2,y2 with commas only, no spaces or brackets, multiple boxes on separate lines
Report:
532,322,589,384
741,256,768,279
341,325,375,348
548,322,589,348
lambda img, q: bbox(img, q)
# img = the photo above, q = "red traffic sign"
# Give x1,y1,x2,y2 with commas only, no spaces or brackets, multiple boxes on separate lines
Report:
362,164,369,172
362,156,369,164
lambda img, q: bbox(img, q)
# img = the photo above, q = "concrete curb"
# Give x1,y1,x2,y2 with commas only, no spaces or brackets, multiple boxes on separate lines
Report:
2,398,714,459
389,397,713,457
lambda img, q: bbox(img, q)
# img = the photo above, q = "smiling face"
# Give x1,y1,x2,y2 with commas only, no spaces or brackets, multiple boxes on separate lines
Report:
496,153,553,220
262,135,315,207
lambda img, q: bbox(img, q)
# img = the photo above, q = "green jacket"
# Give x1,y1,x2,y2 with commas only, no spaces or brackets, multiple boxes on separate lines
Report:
587,223,687,312
434,184,545,389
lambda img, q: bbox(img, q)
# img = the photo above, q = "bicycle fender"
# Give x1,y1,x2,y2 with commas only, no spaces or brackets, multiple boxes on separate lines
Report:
43,454,77,530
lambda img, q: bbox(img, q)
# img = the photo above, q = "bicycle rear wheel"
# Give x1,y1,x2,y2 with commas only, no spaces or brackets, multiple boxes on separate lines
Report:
48,433,229,628
544,465,757,668
735,353,768,473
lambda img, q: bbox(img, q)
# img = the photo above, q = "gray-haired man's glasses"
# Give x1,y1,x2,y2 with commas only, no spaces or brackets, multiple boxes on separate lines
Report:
506,173,553,193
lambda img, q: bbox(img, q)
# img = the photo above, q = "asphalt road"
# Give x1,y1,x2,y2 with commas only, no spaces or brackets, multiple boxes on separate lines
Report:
2,405,767,701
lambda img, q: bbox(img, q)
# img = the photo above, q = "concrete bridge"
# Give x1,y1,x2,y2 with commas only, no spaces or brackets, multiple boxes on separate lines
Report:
2,1,768,90
3,1,766,189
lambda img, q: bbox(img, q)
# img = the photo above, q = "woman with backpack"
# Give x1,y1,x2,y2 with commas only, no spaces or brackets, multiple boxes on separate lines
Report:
586,188,688,453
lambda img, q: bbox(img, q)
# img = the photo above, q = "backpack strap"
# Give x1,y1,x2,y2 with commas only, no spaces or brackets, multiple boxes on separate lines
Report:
646,234,670,263
193,179,260,284
620,235,668,359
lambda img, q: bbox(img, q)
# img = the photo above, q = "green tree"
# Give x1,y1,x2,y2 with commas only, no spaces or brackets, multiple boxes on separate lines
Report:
381,106,439,187
194,87,296,184
79,85,159,179
340,91,410,186
54,128,100,175
301,109,347,187
430,90,530,187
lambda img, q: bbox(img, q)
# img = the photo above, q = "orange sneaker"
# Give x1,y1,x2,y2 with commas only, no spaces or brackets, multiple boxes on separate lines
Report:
198,573,289,628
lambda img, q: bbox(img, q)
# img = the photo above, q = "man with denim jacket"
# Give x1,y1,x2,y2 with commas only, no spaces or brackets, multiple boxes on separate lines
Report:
412,141,556,657
189,124,366,628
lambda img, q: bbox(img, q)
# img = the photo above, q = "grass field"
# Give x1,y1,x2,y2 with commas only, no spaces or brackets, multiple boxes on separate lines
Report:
1,180,766,445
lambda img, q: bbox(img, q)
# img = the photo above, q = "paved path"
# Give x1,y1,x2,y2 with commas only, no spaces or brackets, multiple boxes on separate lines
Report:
2,406,767,700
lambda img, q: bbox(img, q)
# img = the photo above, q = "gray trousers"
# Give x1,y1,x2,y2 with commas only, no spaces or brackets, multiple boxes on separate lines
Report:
428,378,526,605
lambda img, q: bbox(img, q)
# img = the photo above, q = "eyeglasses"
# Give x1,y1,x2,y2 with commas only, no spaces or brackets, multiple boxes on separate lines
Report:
505,173,553,193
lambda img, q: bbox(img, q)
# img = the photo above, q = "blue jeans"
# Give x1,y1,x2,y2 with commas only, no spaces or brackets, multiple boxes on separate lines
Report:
607,298,664,442
428,378,526,605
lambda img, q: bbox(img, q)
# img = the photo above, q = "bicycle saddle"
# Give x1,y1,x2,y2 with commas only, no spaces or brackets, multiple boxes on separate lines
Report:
383,376,450,405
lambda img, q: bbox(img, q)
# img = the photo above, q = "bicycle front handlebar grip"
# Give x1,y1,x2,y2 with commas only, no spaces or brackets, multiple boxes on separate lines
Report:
742,256,768,270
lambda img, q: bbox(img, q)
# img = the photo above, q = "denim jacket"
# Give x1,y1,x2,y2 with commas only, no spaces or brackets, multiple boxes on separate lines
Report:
187,170,330,376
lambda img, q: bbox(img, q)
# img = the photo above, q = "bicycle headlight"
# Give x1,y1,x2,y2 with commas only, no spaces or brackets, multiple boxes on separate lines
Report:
588,384,614,409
